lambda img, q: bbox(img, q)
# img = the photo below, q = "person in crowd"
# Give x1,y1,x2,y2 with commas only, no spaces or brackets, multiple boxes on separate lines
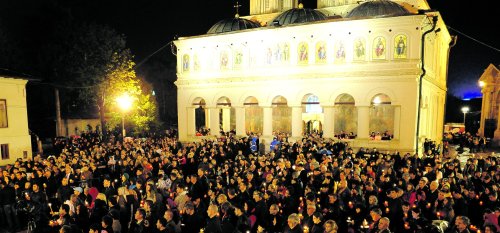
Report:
2,130,499,233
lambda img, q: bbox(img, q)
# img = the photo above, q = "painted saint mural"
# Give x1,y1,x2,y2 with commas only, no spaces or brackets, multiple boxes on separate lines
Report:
353,37,366,61
298,42,309,64
373,36,386,60
394,34,407,59
182,54,190,72
233,49,243,68
316,41,327,63
335,40,346,62
220,51,229,69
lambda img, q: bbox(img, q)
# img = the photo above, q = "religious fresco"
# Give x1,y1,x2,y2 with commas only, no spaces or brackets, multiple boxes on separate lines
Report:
233,49,244,68
316,41,327,63
182,54,190,72
353,37,366,61
266,47,273,65
274,42,290,64
298,42,309,64
372,36,386,60
394,34,407,59
193,54,200,71
334,40,346,62
220,51,229,69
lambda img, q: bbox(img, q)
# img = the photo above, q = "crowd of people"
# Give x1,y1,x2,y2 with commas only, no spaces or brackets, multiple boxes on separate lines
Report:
0,130,499,233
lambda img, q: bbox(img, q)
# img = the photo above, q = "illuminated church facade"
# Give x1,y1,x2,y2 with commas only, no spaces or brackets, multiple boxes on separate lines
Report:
174,0,451,153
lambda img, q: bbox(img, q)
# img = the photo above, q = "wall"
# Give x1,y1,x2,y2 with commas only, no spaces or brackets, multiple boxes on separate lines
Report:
0,77,32,165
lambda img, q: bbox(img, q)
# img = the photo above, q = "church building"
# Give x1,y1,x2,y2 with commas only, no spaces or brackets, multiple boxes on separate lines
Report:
174,0,451,153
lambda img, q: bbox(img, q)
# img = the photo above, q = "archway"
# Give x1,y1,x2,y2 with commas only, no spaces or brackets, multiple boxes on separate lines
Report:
302,94,323,134
217,97,235,133
192,98,207,135
334,94,357,138
272,96,291,134
369,93,394,140
244,96,263,134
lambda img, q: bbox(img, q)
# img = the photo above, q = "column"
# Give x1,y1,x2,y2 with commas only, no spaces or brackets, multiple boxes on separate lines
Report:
187,107,196,136
322,106,335,139
357,106,370,139
235,106,246,136
221,107,231,132
291,106,303,138
479,88,492,136
206,107,220,136
393,106,401,139
177,105,188,141
263,106,273,137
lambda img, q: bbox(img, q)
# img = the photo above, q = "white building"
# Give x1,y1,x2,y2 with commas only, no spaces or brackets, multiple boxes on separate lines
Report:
174,0,451,153
0,75,32,165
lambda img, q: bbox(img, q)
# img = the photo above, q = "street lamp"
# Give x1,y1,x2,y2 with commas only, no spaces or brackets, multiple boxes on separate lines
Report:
461,106,469,124
116,93,133,139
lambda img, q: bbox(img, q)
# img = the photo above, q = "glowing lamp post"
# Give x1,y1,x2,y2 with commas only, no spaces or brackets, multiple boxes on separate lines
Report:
116,93,133,139
461,106,469,124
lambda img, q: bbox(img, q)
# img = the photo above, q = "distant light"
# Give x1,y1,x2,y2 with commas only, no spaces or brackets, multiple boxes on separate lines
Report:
461,106,469,114
479,81,485,87
462,98,471,101
372,96,381,104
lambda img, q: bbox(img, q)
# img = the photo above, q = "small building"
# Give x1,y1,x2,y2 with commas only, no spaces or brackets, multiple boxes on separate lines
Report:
0,74,32,165
478,64,500,144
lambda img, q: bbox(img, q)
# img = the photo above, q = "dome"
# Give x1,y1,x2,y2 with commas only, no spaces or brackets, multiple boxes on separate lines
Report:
272,4,327,26
207,16,260,34
347,0,410,18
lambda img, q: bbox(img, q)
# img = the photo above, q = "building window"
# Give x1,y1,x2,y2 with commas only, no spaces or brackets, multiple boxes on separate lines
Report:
0,99,7,128
1,144,9,160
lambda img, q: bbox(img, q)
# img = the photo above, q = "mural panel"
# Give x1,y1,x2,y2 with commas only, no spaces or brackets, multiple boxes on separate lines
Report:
353,37,366,61
372,36,386,60
394,34,408,59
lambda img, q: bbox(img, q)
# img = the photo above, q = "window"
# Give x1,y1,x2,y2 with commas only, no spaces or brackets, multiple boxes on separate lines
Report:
1,144,9,160
0,99,7,128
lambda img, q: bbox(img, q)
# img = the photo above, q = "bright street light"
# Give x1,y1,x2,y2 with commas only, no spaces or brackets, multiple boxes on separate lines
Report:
461,106,469,124
116,93,133,138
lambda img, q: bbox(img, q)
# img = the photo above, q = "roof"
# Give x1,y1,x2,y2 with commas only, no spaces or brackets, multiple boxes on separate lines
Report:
347,0,411,18
272,3,327,26
207,16,261,34
0,68,39,81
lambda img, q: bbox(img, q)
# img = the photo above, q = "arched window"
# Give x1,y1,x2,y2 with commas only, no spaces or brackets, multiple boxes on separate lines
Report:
369,94,394,139
334,94,357,137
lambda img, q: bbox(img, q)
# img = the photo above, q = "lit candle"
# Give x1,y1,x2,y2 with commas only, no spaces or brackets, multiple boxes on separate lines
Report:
437,212,441,219
427,203,431,208
303,226,309,233
480,201,483,206
385,207,389,213
384,201,388,207
404,222,410,229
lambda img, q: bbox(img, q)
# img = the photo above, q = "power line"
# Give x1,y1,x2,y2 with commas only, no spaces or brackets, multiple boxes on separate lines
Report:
448,26,500,53
134,41,175,69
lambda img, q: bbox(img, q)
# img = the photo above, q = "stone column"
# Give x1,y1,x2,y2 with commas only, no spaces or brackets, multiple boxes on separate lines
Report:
187,107,196,137
393,106,401,139
291,106,303,138
235,106,246,136
322,106,335,139
357,106,370,139
263,106,273,137
479,88,492,136
207,107,220,136
221,107,231,132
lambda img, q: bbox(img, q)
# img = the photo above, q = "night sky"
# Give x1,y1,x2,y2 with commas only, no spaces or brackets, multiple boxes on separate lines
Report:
1,0,498,98
75,0,499,99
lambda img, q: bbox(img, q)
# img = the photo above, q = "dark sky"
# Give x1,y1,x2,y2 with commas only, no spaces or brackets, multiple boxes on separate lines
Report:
107,0,499,99
2,0,499,98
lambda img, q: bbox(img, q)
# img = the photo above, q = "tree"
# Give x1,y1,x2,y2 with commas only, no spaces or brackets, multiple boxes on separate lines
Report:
40,23,158,138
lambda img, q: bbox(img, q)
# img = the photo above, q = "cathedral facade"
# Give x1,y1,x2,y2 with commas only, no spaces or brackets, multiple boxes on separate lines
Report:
174,0,451,153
